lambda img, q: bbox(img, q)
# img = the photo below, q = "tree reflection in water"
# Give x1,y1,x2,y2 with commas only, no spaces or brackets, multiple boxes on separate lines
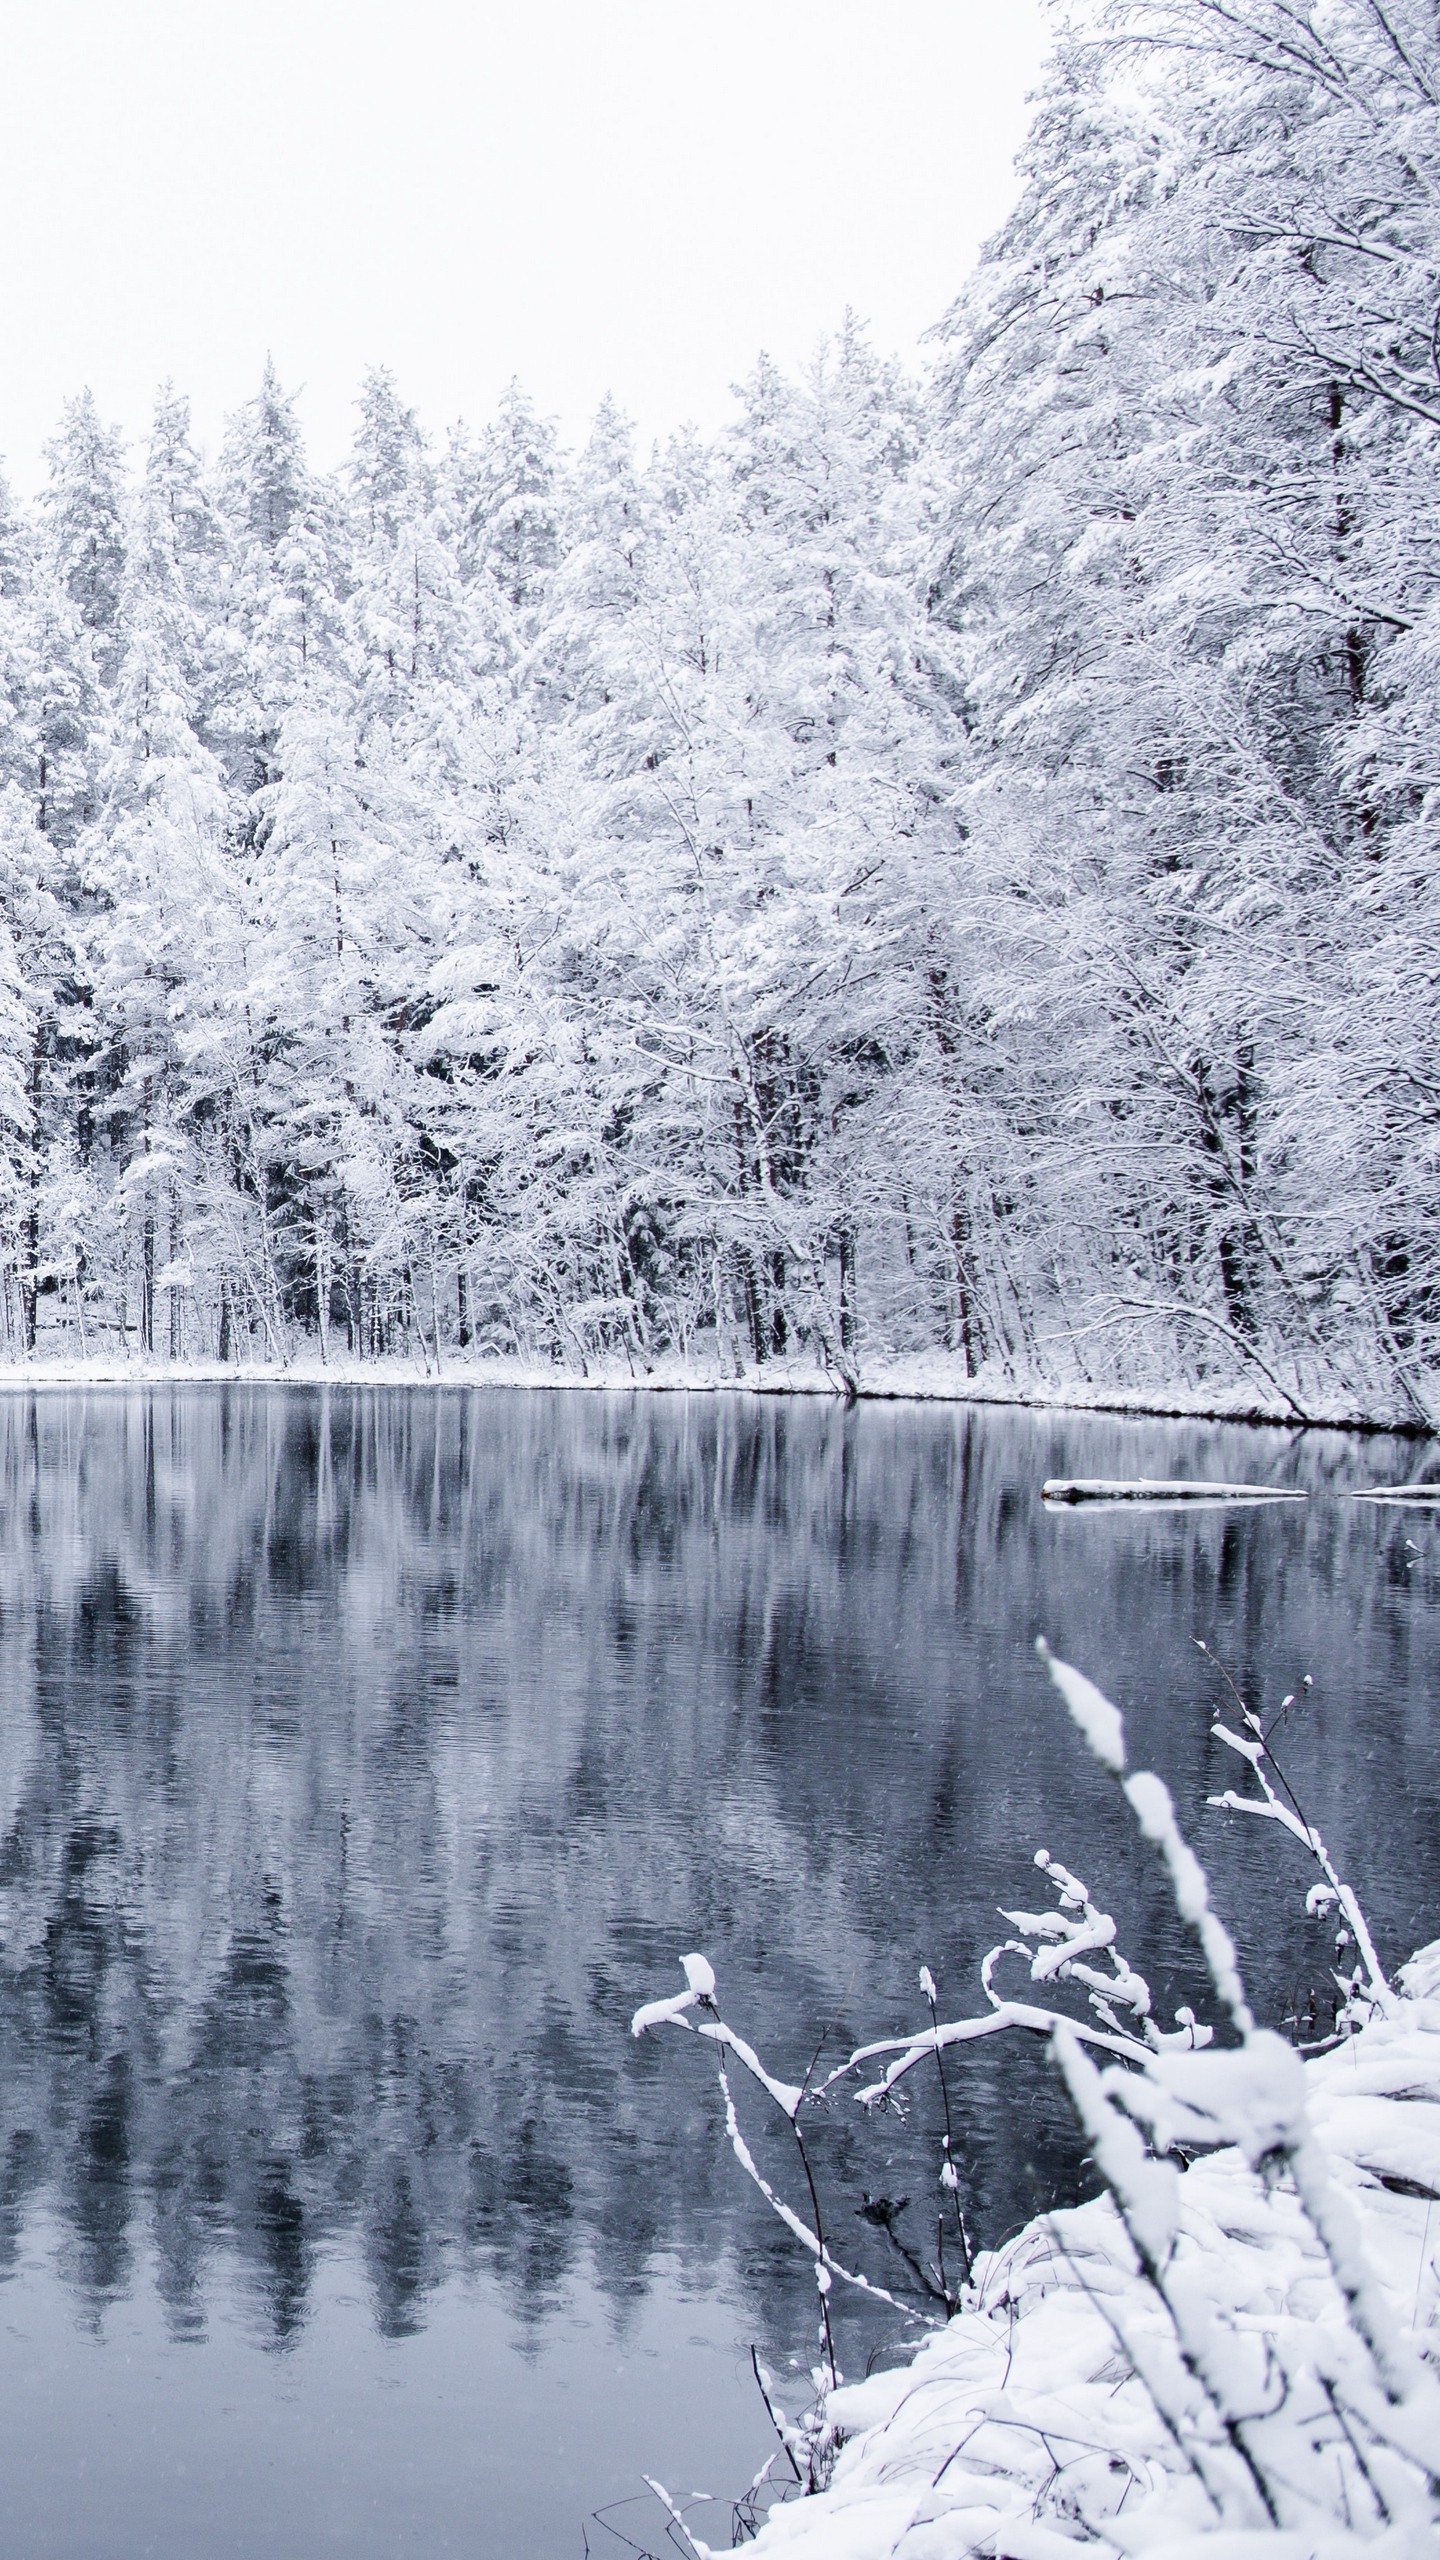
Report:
0,1384,1431,2385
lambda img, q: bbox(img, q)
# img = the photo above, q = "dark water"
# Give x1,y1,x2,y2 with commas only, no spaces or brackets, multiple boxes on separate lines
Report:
0,1387,1435,2557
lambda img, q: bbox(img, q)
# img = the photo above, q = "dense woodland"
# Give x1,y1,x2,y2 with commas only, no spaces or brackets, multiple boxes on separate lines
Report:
0,0,1434,1415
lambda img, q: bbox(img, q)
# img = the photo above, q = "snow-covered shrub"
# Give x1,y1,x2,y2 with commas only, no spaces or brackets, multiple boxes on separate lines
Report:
632,1649,1440,2554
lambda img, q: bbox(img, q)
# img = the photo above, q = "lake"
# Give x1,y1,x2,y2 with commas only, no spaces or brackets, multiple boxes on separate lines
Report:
0,1386,1433,2556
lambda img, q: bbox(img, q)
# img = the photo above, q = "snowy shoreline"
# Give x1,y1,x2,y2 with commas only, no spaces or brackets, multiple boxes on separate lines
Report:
638,1644,1440,2556
0,1354,1426,1439
627,1633,1440,2556
738,1948,1440,2560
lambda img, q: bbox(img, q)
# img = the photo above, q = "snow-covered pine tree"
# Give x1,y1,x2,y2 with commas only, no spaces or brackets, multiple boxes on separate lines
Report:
40,391,128,686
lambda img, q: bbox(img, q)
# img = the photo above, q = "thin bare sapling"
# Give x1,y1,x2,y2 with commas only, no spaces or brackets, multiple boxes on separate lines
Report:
1196,1639,1396,2033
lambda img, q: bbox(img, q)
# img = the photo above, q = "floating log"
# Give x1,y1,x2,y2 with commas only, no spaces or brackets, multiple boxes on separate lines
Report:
1350,1485,1440,1504
1042,1478,1307,1505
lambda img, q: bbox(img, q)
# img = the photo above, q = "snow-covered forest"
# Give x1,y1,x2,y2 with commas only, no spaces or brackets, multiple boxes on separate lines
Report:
0,0,1433,1416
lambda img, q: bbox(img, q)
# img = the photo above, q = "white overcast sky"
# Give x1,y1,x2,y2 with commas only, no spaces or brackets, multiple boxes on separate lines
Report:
0,0,1050,489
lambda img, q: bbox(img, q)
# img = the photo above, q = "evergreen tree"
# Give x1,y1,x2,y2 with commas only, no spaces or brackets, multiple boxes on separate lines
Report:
348,367,429,545
455,380,560,621
40,391,128,683
220,359,307,557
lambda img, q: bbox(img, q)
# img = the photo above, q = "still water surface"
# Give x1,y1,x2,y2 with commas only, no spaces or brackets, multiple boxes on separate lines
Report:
0,1388,1434,2556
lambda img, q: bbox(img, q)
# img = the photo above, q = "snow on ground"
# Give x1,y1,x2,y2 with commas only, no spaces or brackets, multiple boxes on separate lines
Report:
736,1958,1440,2560
0,1351,1421,1438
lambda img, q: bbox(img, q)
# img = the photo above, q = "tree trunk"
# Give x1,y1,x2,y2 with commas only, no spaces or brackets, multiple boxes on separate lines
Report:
21,1041,40,1354
838,1225,857,1356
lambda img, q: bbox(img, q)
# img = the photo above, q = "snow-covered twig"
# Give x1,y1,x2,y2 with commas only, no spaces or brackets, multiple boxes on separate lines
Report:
632,1962,924,2365
1197,1643,1396,2023
1040,1639,1440,2520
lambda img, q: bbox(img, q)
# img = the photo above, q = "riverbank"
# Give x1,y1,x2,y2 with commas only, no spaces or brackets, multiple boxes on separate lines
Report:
0,1350,1427,1437
737,1946,1440,2560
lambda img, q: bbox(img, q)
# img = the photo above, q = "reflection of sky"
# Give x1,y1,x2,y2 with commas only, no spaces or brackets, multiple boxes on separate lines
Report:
0,2217,766,2560
0,1387,1432,2553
